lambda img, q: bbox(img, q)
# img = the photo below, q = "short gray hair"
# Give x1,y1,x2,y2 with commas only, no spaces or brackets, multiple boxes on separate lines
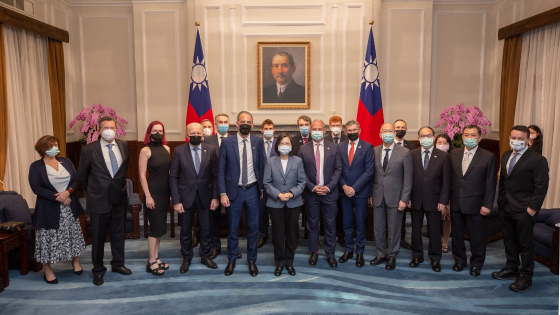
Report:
215,113,229,124
346,120,360,129
311,119,325,128
236,111,253,122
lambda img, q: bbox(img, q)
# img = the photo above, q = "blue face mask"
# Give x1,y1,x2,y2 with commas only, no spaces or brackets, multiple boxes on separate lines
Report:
300,126,310,136
381,133,395,144
463,137,478,149
45,147,60,157
419,137,434,149
311,131,324,141
278,145,292,155
217,124,229,135
263,130,274,139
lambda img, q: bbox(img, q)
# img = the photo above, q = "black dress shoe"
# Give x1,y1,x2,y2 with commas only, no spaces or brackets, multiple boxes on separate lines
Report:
400,239,411,250
257,238,267,248
308,253,318,266
409,258,424,267
431,261,442,272
274,266,283,276
470,266,481,277
201,258,218,269
510,275,533,293
326,257,338,269
248,262,258,277
43,274,58,284
238,252,242,259
209,248,222,260
224,262,236,276
356,254,365,267
370,256,387,266
385,257,396,270
111,266,132,275
93,274,104,286
452,262,468,272
338,252,353,263
180,261,191,274
285,265,296,276
492,268,520,280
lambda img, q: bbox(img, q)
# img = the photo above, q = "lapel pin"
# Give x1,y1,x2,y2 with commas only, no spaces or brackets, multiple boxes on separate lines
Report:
204,150,207,152
327,147,330,150
299,140,302,143
434,155,437,158
358,146,361,149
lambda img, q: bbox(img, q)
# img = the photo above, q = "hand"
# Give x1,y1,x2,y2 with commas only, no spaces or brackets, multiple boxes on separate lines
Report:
278,193,289,202
145,196,155,210
173,203,184,213
368,197,373,206
260,191,264,200
343,185,355,198
446,204,450,212
55,191,70,202
407,200,411,208
220,195,230,208
398,200,407,211
210,199,219,211
316,186,328,196
527,207,537,216
437,203,446,212
480,206,491,216
313,185,322,194
62,197,71,206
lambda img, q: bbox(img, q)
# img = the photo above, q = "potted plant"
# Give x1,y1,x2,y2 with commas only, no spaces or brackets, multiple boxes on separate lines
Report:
68,104,128,145
435,103,491,148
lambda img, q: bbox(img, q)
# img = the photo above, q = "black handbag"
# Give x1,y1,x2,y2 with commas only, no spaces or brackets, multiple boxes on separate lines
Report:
0,221,25,232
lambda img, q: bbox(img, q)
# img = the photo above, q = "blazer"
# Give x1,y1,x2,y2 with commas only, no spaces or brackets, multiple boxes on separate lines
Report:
371,144,413,208
325,133,348,144
338,139,374,199
449,147,497,214
169,143,219,209
262,80,305,103
29,157,84,230
399,139,416,150
292,133,311,156
297,141,342,202
78,139,129,214
410,147,451,211
263,137,278,159
263,155,306,208
218,134,265,201
498,148,549,213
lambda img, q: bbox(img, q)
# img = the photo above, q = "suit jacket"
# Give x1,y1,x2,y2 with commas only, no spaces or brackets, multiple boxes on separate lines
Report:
449,147,497,214
372,144,413,208
263,137,277,160
292,133,311,156
29,157,84,230
498,148,549,213
204,134,219,149
218,134,265,201
325,133,348,145
78,139,129,214
263,155,306,208
263,80,305,103
397,139,416,150
410,147,451,211
338,139,374,199
297,141,342,202
169,143,218,208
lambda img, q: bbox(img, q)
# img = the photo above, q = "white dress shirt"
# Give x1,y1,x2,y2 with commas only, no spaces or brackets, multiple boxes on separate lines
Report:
381,143,395,168
347,138,360,155
46,163,71,193
100,138,123,177
313,140,325,186
276,80,292,97
421,145,434,167
281,159,288,174
506,144,529,171
217,133,227,147
237,133,256,185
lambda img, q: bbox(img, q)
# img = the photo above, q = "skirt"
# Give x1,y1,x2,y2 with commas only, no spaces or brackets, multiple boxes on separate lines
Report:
34,204,86,264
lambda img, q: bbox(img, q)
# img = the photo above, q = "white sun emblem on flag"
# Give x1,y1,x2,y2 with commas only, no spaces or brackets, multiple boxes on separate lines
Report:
361,55,379,90
191,56,208,91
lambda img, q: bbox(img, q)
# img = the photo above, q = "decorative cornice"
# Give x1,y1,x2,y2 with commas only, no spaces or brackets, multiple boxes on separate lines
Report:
59,0,186,7
382,0,499,4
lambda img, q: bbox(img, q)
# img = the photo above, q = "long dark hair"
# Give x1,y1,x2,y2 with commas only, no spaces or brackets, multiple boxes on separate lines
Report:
528,125,543,145
274,133,293,155
434,134,453,153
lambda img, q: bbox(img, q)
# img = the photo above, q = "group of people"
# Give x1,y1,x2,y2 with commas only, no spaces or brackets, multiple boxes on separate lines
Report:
28,112,548,293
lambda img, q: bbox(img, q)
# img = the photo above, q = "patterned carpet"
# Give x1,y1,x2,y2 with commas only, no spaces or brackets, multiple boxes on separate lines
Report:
0,223,558,315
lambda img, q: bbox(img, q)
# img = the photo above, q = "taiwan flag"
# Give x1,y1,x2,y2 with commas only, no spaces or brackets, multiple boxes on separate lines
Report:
356,28,384,146
186,29,214,137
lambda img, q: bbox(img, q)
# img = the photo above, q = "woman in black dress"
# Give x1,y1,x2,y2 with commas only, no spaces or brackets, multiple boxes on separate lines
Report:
139,121,171,276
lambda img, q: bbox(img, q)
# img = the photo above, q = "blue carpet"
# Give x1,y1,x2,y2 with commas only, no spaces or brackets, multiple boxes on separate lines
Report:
0,225,558,315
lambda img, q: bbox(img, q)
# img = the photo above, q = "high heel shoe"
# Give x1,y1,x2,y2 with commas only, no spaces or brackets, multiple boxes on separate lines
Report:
73,263,83,275
43,274,58,284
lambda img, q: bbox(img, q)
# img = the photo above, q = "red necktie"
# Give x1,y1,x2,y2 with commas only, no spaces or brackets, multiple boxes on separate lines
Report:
349,142,355,166
303,137,308,144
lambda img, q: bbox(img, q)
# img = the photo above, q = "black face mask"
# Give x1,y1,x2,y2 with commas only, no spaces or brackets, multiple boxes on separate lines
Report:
189,136,202,146
151,133,163,143
347,133,359,141
239,124,252,135
395,130,406,138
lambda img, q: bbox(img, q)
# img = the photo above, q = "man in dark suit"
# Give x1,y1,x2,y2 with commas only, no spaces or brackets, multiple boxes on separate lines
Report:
78,116,130,286
292,115,312,156
449,125,497,276
257,119,277,248
170,123,220,273
337,120,374,267
298,119,342,269
262,52,305,104
492,125,549,292
394,119,415,250
409,126,450,272
219,111,265,277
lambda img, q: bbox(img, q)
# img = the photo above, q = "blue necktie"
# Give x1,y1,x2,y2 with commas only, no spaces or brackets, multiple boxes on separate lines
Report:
194,147,201,175
424,150,430,170
107,144,119,177
383,148,390,172
508,153,519,175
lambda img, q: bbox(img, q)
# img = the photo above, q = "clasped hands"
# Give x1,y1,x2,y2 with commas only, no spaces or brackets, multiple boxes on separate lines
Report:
342,185,355,198
55,191,71,206
313,185,329,196
278,192,294,202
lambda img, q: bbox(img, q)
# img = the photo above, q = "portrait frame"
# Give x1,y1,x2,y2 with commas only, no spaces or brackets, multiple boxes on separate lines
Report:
257,41,310,109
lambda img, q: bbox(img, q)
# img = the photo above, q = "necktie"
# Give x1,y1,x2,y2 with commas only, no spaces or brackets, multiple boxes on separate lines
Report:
242,139,248,185
315,144,321,184
194,147,201,175
508,153,519,175
303,137,308,144
278,90,283,99
107,144,119,177
424,150,430,170
266,141,271,159
397,142,402,146
220,136,225,147
383,148,390,172
462,152,471,175
334,137,339,144
349,142,355,166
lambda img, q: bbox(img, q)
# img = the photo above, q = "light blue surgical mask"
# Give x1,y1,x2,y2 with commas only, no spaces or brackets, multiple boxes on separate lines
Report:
217,124,229,135
419,137,434,149
381,133,395,144
300,126,310,136
510,140,526,151
278,145,292,155
311,131,324,141
263,130,274,139
463,137,478,149
45,147,60,157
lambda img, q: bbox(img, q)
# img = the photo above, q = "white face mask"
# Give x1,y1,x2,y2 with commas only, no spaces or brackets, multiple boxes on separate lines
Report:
529,133,537,140
331,127,341,135
102,129,116,142
510,139,526,151
436,144,449,152
203,128,212,136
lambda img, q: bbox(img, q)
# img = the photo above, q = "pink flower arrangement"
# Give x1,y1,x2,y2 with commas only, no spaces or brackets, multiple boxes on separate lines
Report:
435,103,491,147
68,104,128,144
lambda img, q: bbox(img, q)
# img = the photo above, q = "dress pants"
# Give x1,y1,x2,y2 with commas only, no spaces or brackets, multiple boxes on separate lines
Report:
90,204,126,276
306,195,337,258
451,209,486,268
341,195,368,254
227,185,259,263
401,211,409,239
209,204,223,250
258,190,270,240
373,198,404,259
499,204,536,280
180,192,211,261
270,205,300,268
336,198,344,239
411,207,442,262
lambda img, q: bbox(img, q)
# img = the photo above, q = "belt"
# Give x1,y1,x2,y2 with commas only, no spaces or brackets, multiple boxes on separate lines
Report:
238,182,257,190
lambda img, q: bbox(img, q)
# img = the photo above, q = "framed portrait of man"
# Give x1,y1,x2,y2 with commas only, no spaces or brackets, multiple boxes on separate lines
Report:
257,42,310,109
